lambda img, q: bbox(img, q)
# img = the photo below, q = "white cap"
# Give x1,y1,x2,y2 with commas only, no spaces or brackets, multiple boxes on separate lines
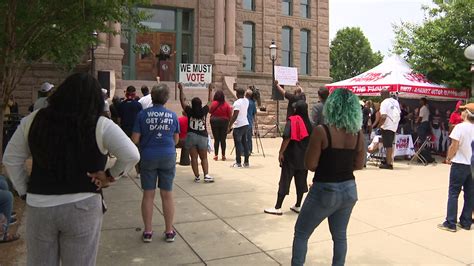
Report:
39,82,54,93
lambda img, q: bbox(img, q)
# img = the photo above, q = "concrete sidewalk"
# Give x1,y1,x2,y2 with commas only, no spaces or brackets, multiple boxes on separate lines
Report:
97,138,473,265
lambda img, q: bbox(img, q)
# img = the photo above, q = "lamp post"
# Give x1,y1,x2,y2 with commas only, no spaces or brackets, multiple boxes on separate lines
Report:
269,40,279,131
464,44,474,98
91,30,98,76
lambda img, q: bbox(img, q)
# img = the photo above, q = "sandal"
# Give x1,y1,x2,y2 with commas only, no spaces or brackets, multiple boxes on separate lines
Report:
0,233,20,243
213,156,218,161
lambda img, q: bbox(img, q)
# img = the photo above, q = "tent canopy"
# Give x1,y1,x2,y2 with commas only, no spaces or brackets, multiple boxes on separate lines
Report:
325,55,468,100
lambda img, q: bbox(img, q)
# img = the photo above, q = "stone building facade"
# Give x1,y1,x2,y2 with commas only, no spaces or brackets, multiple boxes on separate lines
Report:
15,0,331,135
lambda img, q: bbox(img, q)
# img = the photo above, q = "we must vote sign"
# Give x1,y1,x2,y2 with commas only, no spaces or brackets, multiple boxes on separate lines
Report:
179,64,212,89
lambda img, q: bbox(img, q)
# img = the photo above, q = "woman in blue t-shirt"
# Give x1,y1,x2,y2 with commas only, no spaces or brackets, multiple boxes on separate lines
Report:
132,84,180,243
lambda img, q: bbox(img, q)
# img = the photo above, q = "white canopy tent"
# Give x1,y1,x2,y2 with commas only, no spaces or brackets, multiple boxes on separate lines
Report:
325,55,468,100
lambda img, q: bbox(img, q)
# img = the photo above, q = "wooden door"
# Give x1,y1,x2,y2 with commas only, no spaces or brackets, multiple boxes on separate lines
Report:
135,32,176,81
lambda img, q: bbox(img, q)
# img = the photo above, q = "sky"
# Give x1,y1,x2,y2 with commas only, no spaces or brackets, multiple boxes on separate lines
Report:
329,0,436,56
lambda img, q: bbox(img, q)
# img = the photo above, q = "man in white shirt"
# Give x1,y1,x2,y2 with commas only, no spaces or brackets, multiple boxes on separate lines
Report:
378,89,401,170
438,103,474,232
228,88,250,168
138,86,152,109
416,97,435,163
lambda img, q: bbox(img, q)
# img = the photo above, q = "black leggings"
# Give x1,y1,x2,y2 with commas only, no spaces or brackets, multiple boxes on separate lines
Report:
210,117,229,156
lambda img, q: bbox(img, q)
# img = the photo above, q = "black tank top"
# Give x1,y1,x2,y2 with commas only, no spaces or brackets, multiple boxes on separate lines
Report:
313,125,360,183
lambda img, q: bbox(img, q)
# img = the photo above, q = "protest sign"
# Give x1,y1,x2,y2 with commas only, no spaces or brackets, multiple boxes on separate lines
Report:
179,64,212,89
275,66,298,86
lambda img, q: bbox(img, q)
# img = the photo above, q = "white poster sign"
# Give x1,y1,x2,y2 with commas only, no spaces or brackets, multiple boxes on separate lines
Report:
179,64,212,89
275,66,298,86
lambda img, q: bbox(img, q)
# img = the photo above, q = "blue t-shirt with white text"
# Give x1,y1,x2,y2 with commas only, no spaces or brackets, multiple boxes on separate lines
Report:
133,105,179,160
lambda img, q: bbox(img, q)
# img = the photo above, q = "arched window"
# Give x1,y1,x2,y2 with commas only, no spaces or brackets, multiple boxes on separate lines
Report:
243,22,255,71
243,0,255,11
282,27,293,67
282,0,292,16
300,29,310,75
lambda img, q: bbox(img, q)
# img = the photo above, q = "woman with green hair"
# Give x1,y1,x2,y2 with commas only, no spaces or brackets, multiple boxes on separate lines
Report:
292,88,365,266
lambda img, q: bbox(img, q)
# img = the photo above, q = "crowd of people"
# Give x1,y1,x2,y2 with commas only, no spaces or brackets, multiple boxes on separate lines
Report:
0,72,472,266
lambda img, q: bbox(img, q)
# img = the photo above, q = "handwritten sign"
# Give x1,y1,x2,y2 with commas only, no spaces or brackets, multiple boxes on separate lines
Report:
275,66,298,86
179,64,212,89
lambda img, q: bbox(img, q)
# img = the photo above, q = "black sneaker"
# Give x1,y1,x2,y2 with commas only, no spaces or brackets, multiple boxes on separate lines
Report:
437,223,456,232
9,217,17,226
456,223,471,230
379,163,393,170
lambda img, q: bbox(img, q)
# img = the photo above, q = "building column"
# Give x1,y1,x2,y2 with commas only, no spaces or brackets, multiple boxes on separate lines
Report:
109,22,122,51
214,0,225,54
225,0,236,55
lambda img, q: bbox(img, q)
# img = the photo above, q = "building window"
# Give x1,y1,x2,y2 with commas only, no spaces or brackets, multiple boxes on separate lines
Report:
300,0,310,18
282,0,292,16
282,27,292,67
243,22,255,71
300,29,310,75
243,0,255,10
138,8,176,30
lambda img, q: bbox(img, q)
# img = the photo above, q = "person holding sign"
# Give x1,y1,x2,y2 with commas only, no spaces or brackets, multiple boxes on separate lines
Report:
274,80,306,118
178,83,214,183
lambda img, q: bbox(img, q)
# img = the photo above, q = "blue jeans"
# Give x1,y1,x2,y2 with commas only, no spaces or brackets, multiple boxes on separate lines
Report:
444,163,473,229
292,180,358,266
0,176,13,230
246,124,253,154
233,125,249,164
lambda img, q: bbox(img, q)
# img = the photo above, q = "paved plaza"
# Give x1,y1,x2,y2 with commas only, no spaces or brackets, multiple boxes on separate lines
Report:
4,138,474,265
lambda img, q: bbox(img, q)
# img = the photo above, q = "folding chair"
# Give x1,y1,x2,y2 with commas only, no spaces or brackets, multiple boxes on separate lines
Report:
409,136,432,165
366,135,387,166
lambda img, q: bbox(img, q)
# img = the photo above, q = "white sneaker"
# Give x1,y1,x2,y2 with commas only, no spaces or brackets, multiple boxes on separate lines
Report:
194,176,200,183
204,174,214,183
264,207,283,215
136,173,141,179
290,205,301,213
231,162,243,168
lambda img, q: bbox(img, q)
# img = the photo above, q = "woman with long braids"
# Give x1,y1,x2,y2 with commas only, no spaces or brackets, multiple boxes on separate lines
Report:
291,89,365,266
178,83,214,183
3,73,139,266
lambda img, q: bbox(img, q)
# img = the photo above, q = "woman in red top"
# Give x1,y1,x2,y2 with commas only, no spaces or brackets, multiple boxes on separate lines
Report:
209,90,232,161
177,111,190,165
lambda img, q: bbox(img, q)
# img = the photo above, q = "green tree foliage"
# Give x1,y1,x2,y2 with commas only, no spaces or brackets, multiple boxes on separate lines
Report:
330,27,384,82
392,0,473,89
0,0,149,155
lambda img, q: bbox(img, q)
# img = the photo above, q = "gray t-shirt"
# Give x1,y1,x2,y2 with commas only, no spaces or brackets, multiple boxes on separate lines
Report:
310,102,324,127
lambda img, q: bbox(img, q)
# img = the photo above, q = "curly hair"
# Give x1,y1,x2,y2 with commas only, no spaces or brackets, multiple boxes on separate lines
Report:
323,88,362,134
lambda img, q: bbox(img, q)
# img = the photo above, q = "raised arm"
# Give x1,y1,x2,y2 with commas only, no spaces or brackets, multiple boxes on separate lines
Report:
274,80,285,96
206,83,214,107
178,83,188,111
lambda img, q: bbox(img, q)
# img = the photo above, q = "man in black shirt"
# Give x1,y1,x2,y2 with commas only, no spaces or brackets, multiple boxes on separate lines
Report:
274,80,306,118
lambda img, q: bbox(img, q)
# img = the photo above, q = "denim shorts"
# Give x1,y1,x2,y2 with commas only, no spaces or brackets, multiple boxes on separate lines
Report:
140,156,176,191
185,132,208,150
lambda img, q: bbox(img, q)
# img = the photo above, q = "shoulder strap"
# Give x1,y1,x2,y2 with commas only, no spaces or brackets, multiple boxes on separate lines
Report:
322,124,332,148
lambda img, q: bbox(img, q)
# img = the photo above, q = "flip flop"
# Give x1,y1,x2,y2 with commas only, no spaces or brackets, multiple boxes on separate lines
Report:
0,233,20,244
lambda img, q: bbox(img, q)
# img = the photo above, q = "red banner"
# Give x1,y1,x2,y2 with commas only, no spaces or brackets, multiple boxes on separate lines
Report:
398,85,468,99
